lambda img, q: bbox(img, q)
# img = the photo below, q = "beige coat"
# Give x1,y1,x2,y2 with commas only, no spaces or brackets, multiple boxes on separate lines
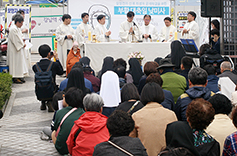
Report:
130,102,177,156
206,114,236,155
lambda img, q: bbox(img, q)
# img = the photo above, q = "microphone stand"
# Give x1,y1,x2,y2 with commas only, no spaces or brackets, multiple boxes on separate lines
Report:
133,22,143,42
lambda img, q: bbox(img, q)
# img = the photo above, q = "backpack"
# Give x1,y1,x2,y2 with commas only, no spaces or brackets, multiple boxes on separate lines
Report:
34,61,55,101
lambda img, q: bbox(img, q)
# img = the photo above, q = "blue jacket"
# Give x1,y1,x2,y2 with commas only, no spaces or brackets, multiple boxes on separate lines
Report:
58,78,94,92
206,75,219,93
174,87,215,121
161,89,175,110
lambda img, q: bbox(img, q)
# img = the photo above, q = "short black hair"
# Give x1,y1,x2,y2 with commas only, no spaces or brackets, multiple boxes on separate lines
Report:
188,67,207,85
208,94,232,115
146,73,163,86
143,14,151,19
203,64,216,75
154,57,163,66
17,10,24,14
72,62,83,70
113,58,127,69
14,14,24,24
211,19,220,30
188,11,196,20
127,11,135,17
181,56,193,70
199,44,211,56
65,87,84,108
121,83,140,102
141,82,164,105
62,14,71,21
81,12,89,19
83,65,92,73
114,65,126,78
97,15,105,22
210,29,220,36
38,44,51,58
52,91,64,110
107,110,134,136
164,17,171,22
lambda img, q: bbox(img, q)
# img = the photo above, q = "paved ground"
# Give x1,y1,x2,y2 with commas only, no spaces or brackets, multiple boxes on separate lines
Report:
0,54,64,156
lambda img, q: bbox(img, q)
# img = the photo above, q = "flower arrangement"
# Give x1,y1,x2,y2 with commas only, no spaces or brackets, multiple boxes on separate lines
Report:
128,51,145,61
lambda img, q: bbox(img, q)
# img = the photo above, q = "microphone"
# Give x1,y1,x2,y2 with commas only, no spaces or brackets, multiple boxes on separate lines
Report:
133,21,138,28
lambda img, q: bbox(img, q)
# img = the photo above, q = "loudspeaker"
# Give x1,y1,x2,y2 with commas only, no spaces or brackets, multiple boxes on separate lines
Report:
201,0,223,17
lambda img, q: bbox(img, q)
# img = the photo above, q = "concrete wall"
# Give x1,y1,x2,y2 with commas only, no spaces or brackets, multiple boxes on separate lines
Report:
31,6,67,52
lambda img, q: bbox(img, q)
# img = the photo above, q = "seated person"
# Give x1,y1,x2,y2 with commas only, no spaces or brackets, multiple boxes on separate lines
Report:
174,67,215,121
146,73,175,110
79,56,95,76
186,98,220,155
58,63,94,92
130,82,177,156
116,83,144,115
179,56,193,89
157,58,186,103
113,58,133,83
114,65,126,89
82,64,100,93
199,48,223,74
93,110,148,156
203,64,219,93
67,93,110,156
206,94,236,154
51,87,85,155
165,121,200,156
66,41,81,77
32,44,64,112
137,61,158,94
218,61,237,85
223,106,237,155
65,68,91,96
41,91,64,140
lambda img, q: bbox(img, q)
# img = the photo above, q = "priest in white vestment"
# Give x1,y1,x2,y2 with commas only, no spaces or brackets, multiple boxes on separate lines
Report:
181,11,199,47
7,15,26,84
119,11,141,42
75,13,93,52
94,15,111,42
56,14,75,71
159,17,176,42
141,15,158,42
18,10,31,75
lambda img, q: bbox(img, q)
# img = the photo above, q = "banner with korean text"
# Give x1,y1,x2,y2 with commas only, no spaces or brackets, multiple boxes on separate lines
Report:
68,0,170,40
5,4,31,38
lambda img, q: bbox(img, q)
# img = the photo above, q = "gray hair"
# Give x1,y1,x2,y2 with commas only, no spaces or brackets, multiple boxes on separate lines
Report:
83,93,104,112
221,61,231,70
188,67,207,85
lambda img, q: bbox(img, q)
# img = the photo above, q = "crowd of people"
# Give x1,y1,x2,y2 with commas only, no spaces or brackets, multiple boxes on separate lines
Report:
32,32,237,155
7,9,236,156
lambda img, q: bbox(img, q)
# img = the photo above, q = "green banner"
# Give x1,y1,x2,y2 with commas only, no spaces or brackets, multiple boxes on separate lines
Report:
39,3,58,8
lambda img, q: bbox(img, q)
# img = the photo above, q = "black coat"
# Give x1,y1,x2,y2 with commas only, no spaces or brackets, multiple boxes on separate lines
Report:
93,136,148,156
32,59,64,84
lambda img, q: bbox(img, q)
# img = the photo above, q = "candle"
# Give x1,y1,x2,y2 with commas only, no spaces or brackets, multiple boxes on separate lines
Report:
174,31,178,40
88,31,92,41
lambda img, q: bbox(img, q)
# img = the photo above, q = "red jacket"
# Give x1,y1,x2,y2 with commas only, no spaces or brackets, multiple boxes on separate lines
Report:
66,111,110,156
